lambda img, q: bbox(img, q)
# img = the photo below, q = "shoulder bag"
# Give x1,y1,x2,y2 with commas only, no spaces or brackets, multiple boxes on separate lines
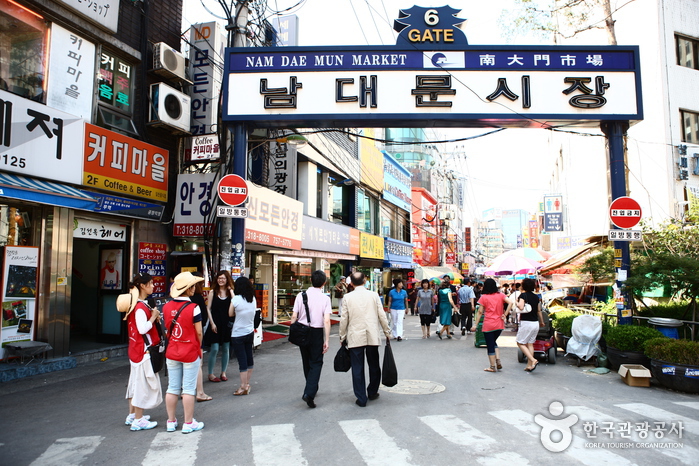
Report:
381,340,398,387
517,292,533,314
144,301,190,373
288,291,311,347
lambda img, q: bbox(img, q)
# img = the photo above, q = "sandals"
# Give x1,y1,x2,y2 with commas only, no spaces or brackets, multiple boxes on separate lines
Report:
525,361,539,372
233,387,248,396
196,394,212,402
484,366,497,372
496,359,503,370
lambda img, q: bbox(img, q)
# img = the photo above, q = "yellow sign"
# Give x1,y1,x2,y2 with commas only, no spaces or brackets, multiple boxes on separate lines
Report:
359,129,384,192
360,232,385,259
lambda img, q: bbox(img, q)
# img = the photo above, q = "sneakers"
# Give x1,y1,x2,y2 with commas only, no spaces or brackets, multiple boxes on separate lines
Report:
130,417,158,431
167,419,178,432
182,419,204,434
125,414,150,426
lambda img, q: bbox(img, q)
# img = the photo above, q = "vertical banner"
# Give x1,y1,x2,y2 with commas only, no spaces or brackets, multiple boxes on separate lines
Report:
1,247,39,358
138,243,167,297
189,22,225,135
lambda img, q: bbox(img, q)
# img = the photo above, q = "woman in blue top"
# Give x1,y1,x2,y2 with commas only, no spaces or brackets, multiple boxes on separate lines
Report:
229,276,257,396
387,278,408,341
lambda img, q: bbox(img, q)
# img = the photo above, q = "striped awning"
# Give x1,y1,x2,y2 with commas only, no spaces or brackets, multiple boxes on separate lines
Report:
0,173,96,211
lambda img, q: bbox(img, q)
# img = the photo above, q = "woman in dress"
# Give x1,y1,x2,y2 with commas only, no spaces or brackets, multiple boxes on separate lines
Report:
436,281,458,339
118,272,161,431
414,279,435,338
471,278,509,373
230,276,257,396
204,270,234,383
516,278,545,372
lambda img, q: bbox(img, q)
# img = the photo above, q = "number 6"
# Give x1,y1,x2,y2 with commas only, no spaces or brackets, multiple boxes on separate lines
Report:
424,9,439,26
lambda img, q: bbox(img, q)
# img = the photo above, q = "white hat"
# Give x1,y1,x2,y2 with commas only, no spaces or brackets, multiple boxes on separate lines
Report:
170,272,204,298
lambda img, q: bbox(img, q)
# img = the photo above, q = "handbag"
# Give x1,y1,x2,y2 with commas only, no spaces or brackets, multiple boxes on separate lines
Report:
451,311,461,327
333,341,351,372
254,309,262,329
381,340,398,387
144,301,189,374
518,293,533,314
334,289,343,299
288,291,311,347
430,311,437,324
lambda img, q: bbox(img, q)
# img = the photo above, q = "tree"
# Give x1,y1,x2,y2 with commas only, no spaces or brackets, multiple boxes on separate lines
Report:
576,246,615,284
502,0,637,45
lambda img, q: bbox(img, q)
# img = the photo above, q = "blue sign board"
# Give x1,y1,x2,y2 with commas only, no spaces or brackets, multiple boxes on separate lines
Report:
382,152,411,212
544,213,563,232
384,238,415,269
83,191,164,221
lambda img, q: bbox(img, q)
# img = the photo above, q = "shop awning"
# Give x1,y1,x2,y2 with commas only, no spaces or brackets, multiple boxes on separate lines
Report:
383,261,418,269
539,239,603,274
0,173,97,211
415,266,464,281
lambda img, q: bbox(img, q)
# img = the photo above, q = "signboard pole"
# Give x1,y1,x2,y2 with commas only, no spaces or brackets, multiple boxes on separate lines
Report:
602,121,632,325
231,123,248,278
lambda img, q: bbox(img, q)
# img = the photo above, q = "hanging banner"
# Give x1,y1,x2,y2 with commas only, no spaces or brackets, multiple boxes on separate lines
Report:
1,246,39,358
138,242,167,297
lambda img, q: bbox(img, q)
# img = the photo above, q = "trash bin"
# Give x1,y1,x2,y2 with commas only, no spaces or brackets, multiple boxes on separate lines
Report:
648,317,683,339
474,313,486,348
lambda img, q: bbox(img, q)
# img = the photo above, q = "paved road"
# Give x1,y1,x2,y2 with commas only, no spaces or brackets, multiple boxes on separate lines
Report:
1,315,697,465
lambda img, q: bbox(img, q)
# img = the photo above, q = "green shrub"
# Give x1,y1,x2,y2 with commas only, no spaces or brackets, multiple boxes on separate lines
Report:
636,301,691,320
644,337,699,365
550,310,579,324
605,325,664,352
554,315,577,337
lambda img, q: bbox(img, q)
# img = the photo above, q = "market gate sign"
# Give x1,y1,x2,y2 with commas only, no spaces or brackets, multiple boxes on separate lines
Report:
222,6,642,129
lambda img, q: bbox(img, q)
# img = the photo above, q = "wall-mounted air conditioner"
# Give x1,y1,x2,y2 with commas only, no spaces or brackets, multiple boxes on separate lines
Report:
153,42,187,81
439,211,453,220
149,83,191,133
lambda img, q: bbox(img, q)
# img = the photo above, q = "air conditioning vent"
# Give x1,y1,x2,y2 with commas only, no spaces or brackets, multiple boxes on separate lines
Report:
149,83,191,134
153,42,187,81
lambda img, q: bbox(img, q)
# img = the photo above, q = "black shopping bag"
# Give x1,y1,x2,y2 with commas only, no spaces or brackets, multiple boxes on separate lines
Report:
382,341,398,387
334,342,351,372
451,312,461,327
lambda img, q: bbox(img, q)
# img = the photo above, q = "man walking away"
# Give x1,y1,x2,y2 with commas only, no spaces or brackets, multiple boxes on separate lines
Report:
339,272,391,407
458,279,476,335
291,270,331,408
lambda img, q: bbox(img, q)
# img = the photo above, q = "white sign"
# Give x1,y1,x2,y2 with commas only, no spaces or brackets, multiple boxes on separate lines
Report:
608,229,642,241
73,218,127,242
246,184,303,249
189,134,220,161
1,246,39,358
217,205,248,218
189,22,225,135
0,90,84,184
173,173,218,237
56,0,120,33
47,24,96,119
267,141,297,197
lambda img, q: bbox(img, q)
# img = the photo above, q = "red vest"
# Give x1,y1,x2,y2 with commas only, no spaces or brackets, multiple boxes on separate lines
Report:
163,299,200,363
127,302,161,363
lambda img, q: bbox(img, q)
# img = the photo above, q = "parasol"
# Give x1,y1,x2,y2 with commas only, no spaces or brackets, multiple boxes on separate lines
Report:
484,255,542,276
504,247,552,262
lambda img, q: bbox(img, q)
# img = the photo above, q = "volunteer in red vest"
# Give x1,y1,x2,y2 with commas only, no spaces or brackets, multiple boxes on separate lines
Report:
163,272,205,434
118,272,162,431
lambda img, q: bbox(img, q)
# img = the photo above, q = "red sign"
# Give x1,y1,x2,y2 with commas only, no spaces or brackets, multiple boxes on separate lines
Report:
446,252,456,264
217,174,248,206
609,197,642,229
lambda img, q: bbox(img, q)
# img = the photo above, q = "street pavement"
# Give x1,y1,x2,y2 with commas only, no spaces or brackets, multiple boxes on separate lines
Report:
1,314,697,465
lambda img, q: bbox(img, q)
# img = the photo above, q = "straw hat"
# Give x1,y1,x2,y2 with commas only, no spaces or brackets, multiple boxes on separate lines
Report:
116,287,140,320
170,271,204,298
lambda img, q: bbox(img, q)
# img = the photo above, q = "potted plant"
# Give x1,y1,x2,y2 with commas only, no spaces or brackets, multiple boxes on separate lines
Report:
551,311,579,352
644,338,699,393
604,325,663,370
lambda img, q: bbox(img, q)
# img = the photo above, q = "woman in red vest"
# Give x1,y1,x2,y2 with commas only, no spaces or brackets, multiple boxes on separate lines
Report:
163,272,205,434
117,272,161,431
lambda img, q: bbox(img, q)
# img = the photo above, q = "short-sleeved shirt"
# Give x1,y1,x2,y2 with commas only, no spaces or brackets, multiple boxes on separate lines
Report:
457,286,475,305
231,295,257,337
293,287,331,328
518,292,541,322
416,289,435,315
477,292,508,332
388,288,408,310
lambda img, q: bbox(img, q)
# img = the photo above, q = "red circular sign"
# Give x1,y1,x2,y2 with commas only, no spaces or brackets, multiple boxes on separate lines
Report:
217,174,249,206
609,196,642,229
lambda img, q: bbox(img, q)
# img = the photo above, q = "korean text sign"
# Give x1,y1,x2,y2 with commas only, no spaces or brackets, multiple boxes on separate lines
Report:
83,123,169,201
246,184,303,250
1,246,39,358
173,173,217,237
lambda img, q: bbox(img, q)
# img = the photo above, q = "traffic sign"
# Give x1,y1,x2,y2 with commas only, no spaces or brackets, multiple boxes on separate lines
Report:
217,174,248,206
217,205,248,218
609,197,642,229
608,229,642,241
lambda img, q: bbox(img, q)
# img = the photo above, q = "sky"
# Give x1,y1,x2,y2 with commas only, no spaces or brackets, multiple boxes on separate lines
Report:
181,1,556,220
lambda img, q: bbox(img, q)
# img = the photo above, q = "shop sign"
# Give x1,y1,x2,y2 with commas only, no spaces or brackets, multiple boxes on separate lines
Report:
383,152,411,212
0,246,39,357
360,232,384,259
271,15,299,47
47,24,95,119
359,129,384,193
173,173,216,237
268,141,297,197
83,123,169,201
190,22,225,135
246,184,302,249
56,0,120,33
73,218,127,242
98,51,133,114
187,134,220,161
0,89,84,184
446,252,456,264
350,228,360,255
138,242,167,297
302,215,353,254
384,238,413,263
83,191,163,221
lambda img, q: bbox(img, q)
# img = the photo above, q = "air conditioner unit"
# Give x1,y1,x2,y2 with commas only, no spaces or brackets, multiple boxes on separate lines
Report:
439,211,453,220
153,42,187,81
149,83,191,133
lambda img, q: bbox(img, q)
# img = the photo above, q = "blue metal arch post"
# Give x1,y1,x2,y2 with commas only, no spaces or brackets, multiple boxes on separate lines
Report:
601,121,632,325
231,123,248,276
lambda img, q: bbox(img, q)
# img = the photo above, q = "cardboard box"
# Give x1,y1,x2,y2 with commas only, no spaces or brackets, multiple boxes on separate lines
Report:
618,364,652,387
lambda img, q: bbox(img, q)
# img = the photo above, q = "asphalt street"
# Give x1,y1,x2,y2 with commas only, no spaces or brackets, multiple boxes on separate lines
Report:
1,315,697,466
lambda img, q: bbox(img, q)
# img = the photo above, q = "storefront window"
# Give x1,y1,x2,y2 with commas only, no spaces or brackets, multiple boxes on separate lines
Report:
357,189,378,234
277,258,312,319
0,205,34,246
0,0,48,103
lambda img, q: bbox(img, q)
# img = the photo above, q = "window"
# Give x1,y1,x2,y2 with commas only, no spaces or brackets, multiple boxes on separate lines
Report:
0,0,47,103
682,110,699,144
357,189,378,234
98,50,134,114
677,35,699,70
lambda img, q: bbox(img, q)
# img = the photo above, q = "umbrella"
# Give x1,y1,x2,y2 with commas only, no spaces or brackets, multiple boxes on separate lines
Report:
484,255,542,276
504,247,552,262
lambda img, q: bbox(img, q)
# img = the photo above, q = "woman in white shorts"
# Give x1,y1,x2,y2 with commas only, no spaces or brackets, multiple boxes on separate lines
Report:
516,278,544,372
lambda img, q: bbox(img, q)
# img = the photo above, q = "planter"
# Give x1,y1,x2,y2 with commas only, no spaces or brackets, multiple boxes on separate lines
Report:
555,331,570,352
650,359,699,394
606,346,650,371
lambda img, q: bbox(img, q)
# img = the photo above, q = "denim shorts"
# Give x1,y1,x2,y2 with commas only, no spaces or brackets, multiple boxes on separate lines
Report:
166,357,200,396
